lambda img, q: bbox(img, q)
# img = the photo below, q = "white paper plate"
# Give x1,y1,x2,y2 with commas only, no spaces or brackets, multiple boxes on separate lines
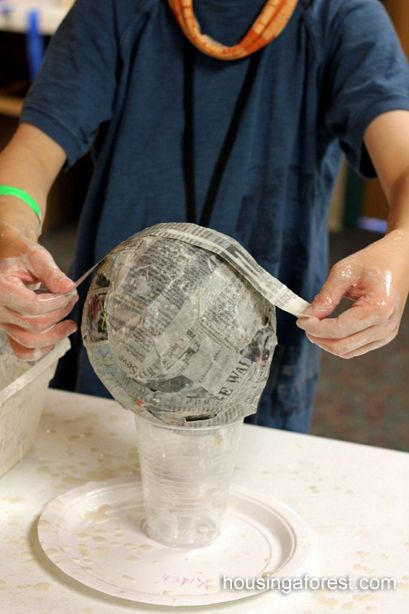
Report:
38,477,310,606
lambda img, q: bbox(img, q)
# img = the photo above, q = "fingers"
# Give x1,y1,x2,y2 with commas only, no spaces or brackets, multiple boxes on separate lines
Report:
302,260,361,319
297,299,395,338
7,337,55,362
0,244,77,316
0,275,78,315
4,319,77,352
297,300,400,358
24,245,76,294
299,297,399,357
296,261,400,358
0,297,78,330
306,318,398,358
0,232,79,361
297,295,399,339
296,232,409,358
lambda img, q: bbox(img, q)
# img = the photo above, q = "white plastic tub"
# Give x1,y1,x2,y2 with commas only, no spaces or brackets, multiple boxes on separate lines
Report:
0,336,70,478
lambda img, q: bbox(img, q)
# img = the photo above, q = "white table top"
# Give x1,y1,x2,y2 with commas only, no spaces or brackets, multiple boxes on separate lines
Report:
0,389,408,613
0,0,71,35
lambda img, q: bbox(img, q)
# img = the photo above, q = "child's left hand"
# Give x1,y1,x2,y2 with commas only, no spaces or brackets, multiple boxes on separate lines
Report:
296,229,409,358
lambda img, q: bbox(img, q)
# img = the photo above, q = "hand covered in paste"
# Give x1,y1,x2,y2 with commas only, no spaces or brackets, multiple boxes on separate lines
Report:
296,230,409,358
0,222,78,360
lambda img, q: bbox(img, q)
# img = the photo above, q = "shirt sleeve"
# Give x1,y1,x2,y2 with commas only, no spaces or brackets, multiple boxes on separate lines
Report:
322,0,409,177
20,0,119,167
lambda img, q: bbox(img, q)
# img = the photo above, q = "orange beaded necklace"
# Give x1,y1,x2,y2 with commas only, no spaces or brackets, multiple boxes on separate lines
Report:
168,0,299,60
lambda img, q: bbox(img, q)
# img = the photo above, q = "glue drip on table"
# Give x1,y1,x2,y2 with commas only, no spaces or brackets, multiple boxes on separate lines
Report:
81,223,310,428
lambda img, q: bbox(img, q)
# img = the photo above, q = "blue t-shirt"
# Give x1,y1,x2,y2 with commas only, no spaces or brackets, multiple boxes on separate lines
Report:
21,0,409,430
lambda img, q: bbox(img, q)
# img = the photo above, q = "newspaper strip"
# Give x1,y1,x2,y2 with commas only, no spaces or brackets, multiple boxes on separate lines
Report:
129,223,310,316
75,224,309,316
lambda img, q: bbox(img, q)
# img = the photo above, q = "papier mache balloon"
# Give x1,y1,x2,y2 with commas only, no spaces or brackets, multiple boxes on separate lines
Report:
81,223,284,428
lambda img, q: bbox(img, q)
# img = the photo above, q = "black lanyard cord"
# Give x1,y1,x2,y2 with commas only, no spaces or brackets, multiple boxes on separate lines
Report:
183,40,197,225
183,42,262,227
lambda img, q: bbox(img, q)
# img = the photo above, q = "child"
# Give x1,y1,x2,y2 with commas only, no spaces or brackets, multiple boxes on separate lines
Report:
0,0,408,432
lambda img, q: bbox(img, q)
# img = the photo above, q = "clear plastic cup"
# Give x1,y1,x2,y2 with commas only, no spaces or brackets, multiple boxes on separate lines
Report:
135,413,243,548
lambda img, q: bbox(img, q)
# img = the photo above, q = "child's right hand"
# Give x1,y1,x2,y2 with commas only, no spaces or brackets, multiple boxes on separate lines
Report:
0,222,78,361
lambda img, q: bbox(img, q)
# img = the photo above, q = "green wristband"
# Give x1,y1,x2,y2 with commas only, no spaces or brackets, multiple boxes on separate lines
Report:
0,185,42,223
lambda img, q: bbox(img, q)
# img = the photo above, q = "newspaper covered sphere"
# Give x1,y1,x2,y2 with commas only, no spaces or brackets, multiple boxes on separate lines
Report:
82,224,277,427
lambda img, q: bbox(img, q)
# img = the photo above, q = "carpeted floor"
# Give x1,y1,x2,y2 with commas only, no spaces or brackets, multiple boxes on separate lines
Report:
40,226,409,452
